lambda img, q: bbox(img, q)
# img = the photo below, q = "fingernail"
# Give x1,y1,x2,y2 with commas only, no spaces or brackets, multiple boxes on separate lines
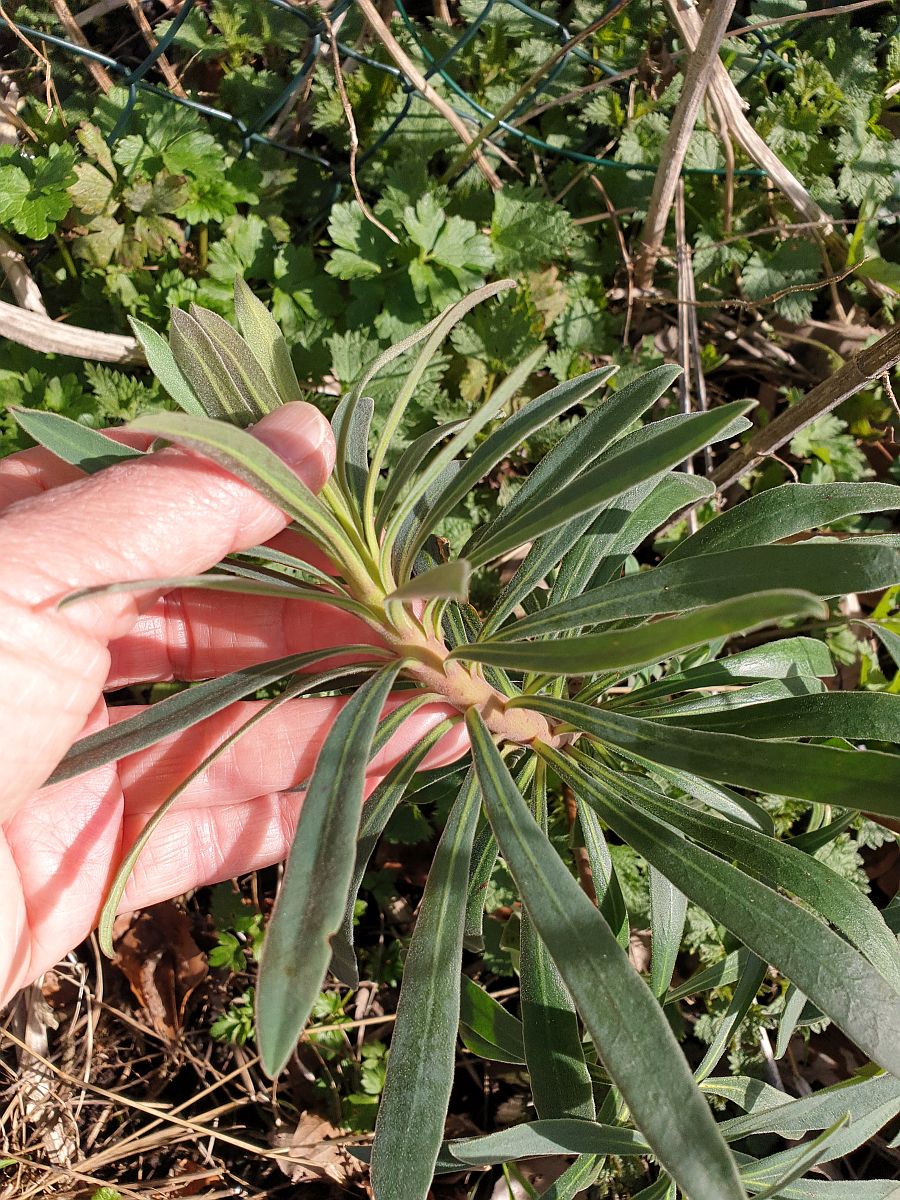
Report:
252,403,335,494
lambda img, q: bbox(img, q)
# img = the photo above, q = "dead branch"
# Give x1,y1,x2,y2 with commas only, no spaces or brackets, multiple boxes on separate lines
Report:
633,0,737,291
713,324,900,491
354,0,502,191
0,234,47,315
0,299,143,363
48,0,114,93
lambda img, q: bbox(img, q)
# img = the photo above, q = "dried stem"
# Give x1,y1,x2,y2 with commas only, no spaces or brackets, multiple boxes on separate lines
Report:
633,0,737,291
48,0,113,93
323,14,399,245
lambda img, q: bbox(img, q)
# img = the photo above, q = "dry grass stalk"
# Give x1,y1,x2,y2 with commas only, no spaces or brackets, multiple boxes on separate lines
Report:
48,0,114,93
633,0,738,291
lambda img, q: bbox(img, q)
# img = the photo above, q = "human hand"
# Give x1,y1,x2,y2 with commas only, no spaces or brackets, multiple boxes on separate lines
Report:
0,402,465,1004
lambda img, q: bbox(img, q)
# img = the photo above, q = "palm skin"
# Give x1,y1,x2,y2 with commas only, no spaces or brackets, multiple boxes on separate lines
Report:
0,402,464,1004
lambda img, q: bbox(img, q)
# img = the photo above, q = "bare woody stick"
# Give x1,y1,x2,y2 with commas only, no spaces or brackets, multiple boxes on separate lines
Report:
354,0,502,192
633,0,737,292
712,324,900,492
0,299,142,363
48,0,114,94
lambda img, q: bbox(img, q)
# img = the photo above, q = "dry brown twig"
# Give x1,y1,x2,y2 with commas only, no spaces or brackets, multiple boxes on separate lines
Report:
713,324,900,491
322,13,399,245
0,234,47,315
48,0,113,93
633,0,738,291
0,299,143,363
354,0,503,191
123,0,186,98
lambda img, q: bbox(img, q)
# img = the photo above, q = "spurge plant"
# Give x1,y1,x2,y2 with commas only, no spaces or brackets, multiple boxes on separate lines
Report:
15,279,900,1200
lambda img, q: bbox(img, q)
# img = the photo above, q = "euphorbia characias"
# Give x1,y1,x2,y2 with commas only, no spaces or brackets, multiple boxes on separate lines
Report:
16,279,900,1200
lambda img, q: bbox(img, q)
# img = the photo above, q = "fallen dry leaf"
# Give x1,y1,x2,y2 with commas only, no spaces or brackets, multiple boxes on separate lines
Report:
273,1111,368,1189
112,902,207,1045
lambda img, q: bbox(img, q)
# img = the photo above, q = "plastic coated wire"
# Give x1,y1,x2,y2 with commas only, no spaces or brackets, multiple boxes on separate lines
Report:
0,0,862,183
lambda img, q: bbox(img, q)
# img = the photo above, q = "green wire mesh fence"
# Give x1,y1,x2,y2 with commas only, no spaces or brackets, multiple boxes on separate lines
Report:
0,0,813,186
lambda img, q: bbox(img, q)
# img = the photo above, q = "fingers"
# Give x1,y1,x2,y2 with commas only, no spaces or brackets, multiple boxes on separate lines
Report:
118,707,468,909
106,591,385,687
0,403,335,819
0,429,154,512
114,694,467,814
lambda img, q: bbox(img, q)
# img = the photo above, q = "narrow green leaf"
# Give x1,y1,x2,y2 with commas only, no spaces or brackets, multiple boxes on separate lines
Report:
466,364,682,558
666,949,750,1005
257,663,403,1076
743,1115,851,1200
521,758,595,1120
469,401,755,568
576,799,629,948
169,306,256,423
375,418,468,530
522,696,900,819
129,316,204,415
497,543,900,642
633,676,824,721
668,482,900,561
649,867,688,999
387,559,472,602
407,365,615,574
452,591,825,674
719,1070,900,1141
48,647,377,784
389,346,547,579
329,717,456,987
863,619,900,671
128,410,348,553
694,954,768,1082
543,746,900,1079
9,407,144,473
467,710,746,1200
585,767,900,989
98,664,364,954
363,280,516,534
459,976,525,1064
370,770,481,1200
331,392,375,510
233,277,303,404
189,304,282,415
536,1153,605,1200
60,572,378,624
463,815,498,951
446,1120,650,1165
668,690,900,741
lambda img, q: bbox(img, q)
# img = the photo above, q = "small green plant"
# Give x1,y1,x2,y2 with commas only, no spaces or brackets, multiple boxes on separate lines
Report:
18,281,900,1200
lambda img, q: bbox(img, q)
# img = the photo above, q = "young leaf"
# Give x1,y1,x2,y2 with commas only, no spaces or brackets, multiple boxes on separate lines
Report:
694,954,768,1082
575,798,629,948
168,306,256,424
233,277,303,405
742,1115,851,1200
257,663,403,1077
9,408,144,473
370,770,482,1200
331,392,375,511
451,590,825,674
375,418,468,529
128,410,349,553
387,559,472,602
466,709,747,1200
130,316,204,416
188,304,283,416
463,815,498,951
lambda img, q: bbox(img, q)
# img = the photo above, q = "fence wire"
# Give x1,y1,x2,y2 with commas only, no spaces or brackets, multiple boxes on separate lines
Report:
0,0,838,185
